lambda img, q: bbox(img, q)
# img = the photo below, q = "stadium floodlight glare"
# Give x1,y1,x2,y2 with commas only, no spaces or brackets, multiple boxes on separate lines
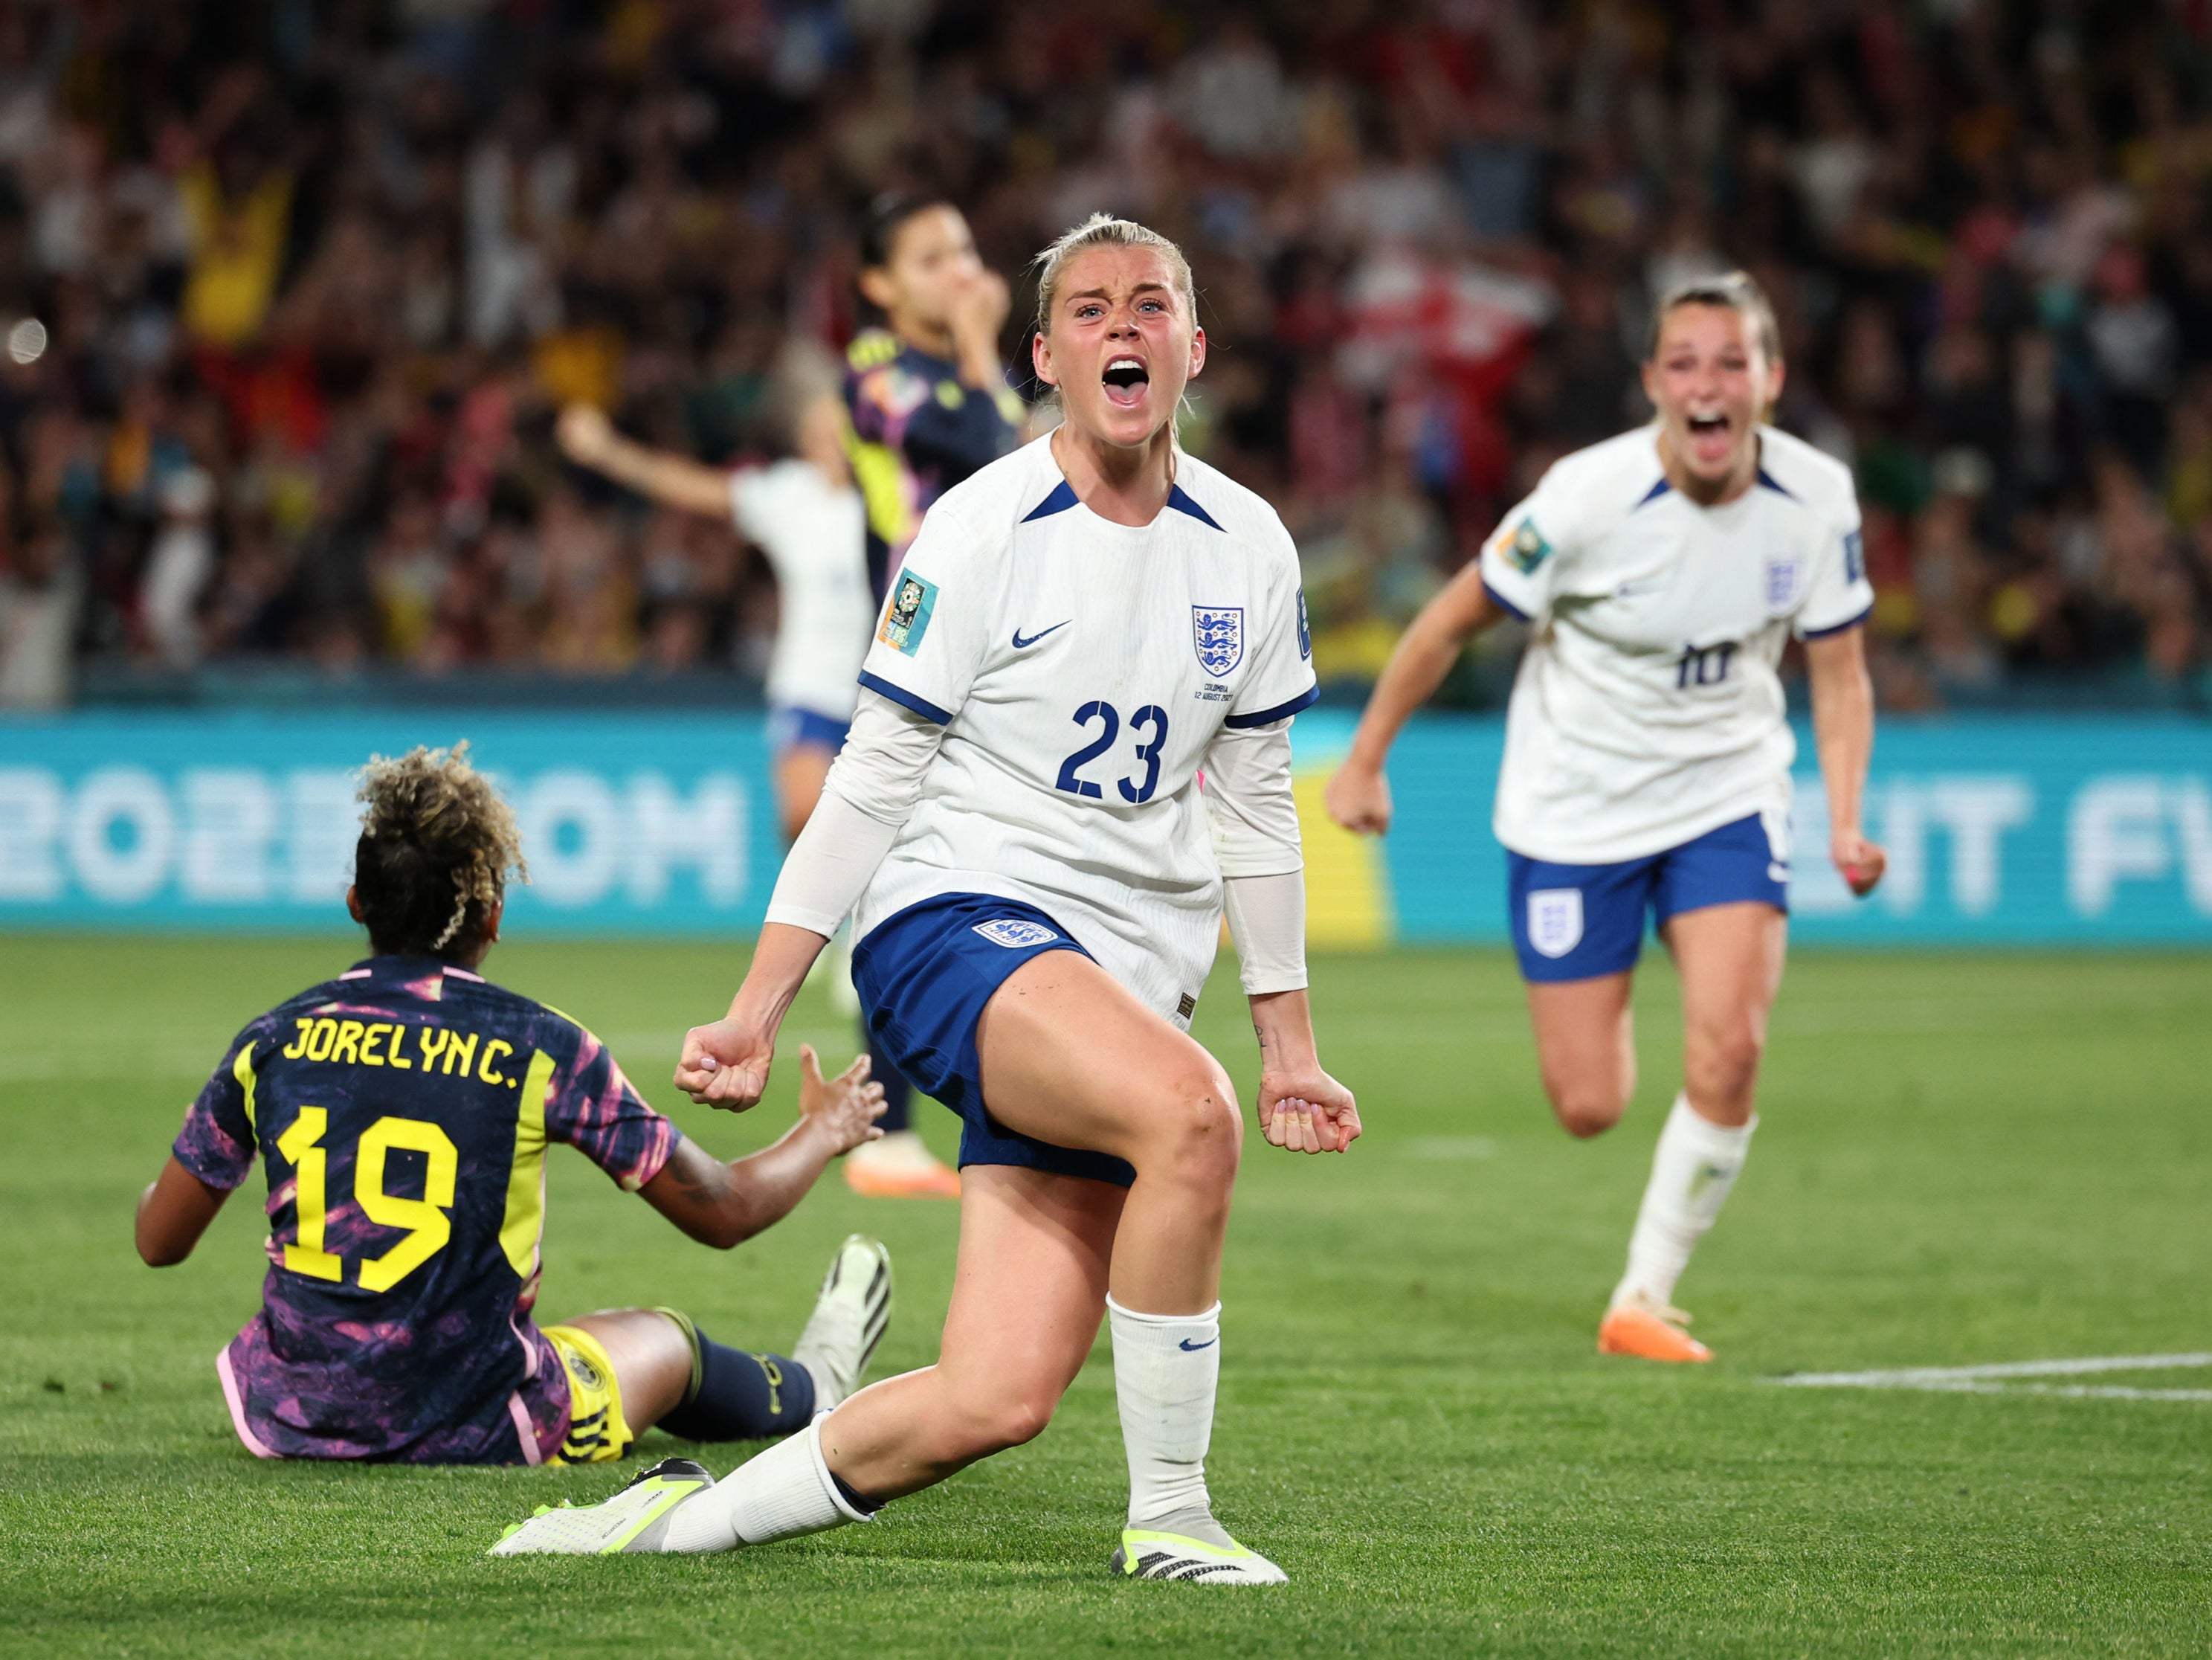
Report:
7,318,45,364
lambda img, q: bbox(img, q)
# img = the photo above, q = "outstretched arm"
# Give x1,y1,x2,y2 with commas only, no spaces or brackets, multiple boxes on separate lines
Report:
557,404,735,519
642,1047,885,1248
1325,556,1510,835
1805,625,1886,895
135,1157,230,1266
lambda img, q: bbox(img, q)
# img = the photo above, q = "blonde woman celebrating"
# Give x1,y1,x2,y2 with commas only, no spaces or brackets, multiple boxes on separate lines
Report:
494,215,1357,1583
1327,273,1883,1363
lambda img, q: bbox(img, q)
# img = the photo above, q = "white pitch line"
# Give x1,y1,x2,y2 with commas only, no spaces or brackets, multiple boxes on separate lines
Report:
1776,1353,2212,1393
1779,1352,2212,1386
2029,1386,2212,1402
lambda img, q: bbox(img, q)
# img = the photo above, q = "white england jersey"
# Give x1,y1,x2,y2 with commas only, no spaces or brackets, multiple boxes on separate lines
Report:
852,434,1318,1020
729,460,873,721
1480,425,1873,865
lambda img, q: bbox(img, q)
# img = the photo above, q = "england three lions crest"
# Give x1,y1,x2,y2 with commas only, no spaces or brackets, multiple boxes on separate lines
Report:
1192,606,1244,676
1764,552,1806,614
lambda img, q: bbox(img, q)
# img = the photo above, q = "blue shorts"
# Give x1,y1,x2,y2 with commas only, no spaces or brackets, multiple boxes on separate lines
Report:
851,892,1136,1188
767,704,850,757
1506,811,1790,982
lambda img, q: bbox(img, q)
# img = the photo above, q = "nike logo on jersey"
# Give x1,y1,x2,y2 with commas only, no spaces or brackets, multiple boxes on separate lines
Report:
1178,1336,1217,1351
1012,621,1070,649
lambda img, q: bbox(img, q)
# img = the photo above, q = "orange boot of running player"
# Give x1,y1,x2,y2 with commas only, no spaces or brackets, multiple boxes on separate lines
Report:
1596,1293,1713,1363
843,1130,963,1199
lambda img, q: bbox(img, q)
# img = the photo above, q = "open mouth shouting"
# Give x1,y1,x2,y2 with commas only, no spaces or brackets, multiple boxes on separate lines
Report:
1102,355,1149,410
1683,407,1736,467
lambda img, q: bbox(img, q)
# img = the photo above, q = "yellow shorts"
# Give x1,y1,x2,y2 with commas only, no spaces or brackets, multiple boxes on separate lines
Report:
541,1324,636,1465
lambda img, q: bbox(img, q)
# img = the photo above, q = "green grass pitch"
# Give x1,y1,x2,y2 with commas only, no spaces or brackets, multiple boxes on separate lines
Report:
2,936,2208,1657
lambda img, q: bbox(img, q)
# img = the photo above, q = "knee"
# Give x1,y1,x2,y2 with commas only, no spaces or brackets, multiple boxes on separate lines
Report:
1687,1023,1764,1102
1550,1083,1628,1139
947,1380,1059,1458
1544,1055,1633,1139
1144,1064,1242,1188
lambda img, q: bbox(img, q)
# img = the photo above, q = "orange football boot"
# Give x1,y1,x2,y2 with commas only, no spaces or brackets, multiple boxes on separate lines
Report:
1597,1295,1713,1363
843,1132,962,1200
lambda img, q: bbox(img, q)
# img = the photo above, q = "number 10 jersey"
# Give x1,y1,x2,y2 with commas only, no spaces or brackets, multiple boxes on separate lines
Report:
851,435,1318,1021
1479,425,1875,866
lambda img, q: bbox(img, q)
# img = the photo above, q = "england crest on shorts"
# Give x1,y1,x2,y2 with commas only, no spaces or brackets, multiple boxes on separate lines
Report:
1526,888,1584,959
1764,552,1805,613
1192,606,1244,676
973,918,1058,948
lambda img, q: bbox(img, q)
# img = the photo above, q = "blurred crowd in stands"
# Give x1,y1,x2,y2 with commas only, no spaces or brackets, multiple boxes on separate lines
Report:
0,0,2210,710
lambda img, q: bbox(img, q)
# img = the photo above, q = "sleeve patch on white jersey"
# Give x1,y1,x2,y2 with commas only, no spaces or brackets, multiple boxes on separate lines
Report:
878,572,939,655
1296,589,1312,660
1506,519,1552,575
1843,528,1865,584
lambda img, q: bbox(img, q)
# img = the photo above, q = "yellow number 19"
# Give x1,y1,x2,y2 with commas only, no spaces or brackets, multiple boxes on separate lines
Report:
275,1108,344,1282
274,1110,459,1293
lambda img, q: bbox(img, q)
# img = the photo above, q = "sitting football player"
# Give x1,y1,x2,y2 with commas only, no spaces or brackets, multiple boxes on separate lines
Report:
135,742,891,1466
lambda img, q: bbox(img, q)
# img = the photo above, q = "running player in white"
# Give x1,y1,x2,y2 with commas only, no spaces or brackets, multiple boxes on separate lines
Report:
555,351,871,846
1327,272,1884,1363
493,214,1359,1580
556,359,965,1199
560,343,972,1200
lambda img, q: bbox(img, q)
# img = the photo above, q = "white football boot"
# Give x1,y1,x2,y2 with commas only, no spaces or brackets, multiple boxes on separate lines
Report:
1109,1508,1288,1584
790,1233,892,1410
488,1458,715,1556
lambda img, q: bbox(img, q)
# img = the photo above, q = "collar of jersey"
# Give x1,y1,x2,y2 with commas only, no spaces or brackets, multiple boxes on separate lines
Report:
341,953,483,983
1021,474,1223,533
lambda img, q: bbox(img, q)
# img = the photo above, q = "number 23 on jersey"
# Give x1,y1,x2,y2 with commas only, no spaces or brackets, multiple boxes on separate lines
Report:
1055,700,1170,804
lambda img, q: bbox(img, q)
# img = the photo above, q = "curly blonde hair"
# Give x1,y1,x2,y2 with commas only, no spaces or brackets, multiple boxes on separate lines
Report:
353,742,527,958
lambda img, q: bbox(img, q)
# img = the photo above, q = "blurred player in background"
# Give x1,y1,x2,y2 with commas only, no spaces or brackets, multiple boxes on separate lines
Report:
825,193,1031,1197
556,350,952,1198
492,215,1357,1583
1327,273,1884,1363
136,744,891,1465
844,193,1030,599
556,348,869,847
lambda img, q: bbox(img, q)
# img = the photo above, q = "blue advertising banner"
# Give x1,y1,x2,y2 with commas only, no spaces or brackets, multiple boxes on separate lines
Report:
0,712,777,934
1289,711,2212,947
1,708,2208,945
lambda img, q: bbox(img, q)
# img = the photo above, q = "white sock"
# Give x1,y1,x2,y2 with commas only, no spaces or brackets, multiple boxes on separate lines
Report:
1108,1296,1221,1529
1612,1093,1757,1311
659,1417,873,1553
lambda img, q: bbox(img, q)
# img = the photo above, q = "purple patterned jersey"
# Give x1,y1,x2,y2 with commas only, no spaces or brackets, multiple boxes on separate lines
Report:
171,955,677,1464
842,326,1023,594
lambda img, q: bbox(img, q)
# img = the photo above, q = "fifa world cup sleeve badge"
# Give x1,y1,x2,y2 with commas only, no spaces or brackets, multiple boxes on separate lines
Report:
1508,518,1552,575
878,572,939,655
